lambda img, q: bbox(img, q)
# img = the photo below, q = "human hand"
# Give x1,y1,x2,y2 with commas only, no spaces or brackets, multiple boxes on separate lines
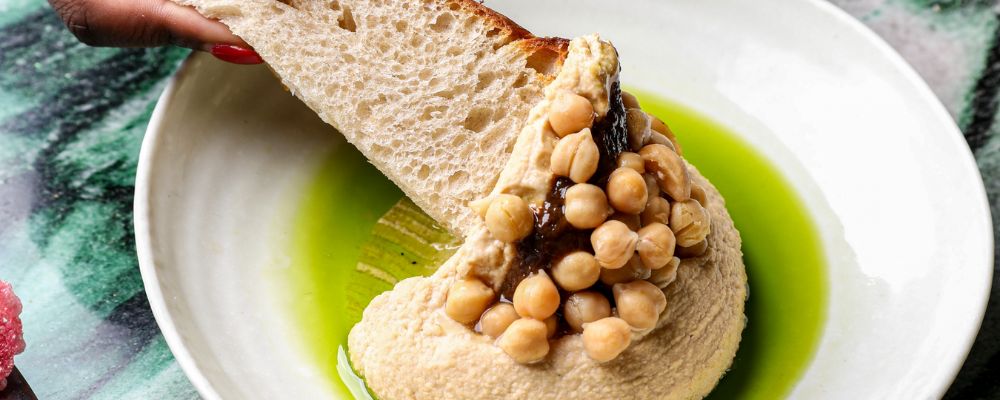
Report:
49,0,263,64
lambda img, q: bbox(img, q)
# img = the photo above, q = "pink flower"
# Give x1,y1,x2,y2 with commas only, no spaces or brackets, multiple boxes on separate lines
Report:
0,280,24,391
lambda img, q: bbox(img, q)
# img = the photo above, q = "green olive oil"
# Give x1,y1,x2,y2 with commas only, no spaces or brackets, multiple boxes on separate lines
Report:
289,96,827,399
287,144,402,398
636,95,827,400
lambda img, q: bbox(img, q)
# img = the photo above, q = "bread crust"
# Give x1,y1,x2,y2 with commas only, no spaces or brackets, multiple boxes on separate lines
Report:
449,0,533,41
449,0,569,71
518,36,570,65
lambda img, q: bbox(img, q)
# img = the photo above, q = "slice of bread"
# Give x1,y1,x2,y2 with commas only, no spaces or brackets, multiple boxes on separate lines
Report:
174,0,568,237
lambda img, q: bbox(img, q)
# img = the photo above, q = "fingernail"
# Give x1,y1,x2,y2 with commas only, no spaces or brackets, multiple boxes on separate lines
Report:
208,44,263,65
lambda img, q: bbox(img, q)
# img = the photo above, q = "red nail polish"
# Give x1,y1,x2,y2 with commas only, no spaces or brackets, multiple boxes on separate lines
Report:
209,44,263,65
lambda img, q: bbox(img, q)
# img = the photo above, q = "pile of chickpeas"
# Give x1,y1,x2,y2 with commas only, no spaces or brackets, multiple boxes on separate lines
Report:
444,88,713,364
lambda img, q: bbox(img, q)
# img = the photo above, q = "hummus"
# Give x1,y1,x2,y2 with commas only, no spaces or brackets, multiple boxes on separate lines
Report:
348,35,747,400
448,35,619,292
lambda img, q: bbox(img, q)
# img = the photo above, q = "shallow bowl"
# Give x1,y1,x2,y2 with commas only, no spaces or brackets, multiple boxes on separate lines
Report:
135,0,993,398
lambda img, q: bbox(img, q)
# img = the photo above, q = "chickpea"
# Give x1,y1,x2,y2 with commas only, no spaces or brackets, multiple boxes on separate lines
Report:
648,115,671,135
497,318,550,364
591,220,638,269
636,223,676,270
613,280,667,330
468,196,491,219
646,131,676,152
610,212,641,231
549,91,595,137
544,315,558,338
600,254,650,285
625,109,651,151
621,91,641,109
617,151,645,174
445,278,496,324
639,144,691,201
677,239,708,257
690,184,708,206
550,128,600,183
670,199,711,247
644,172,660,200
564,291,612,332
649,256,680,288
551,251,601,292
480,303,519,338
641,196,671,226
565,183,611,229
513,271,561,319
607,168,648,215
599,267,633,286
485,194,534,243
582,317,632,362
649,115,682,155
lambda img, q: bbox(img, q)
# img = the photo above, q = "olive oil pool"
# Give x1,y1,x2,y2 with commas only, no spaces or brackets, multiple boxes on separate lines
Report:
288,96,827,399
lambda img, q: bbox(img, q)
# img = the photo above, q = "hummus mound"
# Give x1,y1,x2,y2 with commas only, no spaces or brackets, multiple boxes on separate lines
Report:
348,168,746,399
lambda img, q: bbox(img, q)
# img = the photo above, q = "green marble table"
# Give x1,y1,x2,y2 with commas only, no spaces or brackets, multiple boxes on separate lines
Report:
0,0,997,398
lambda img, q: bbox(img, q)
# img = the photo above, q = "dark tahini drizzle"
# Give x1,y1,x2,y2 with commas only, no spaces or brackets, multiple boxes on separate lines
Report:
499,81,629,301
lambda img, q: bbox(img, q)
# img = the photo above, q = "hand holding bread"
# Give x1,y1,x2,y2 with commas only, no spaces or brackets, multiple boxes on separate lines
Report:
49,0,263,64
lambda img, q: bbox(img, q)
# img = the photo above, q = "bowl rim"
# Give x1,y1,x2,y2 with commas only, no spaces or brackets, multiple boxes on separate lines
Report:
135,52,226,400
134,0,994,398
788,1,993,397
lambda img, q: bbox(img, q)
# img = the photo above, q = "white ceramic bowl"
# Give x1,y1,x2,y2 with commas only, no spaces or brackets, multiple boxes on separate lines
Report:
135,0,993,398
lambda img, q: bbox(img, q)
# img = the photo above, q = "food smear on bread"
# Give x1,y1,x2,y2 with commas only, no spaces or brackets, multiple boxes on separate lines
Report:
349,35,748,399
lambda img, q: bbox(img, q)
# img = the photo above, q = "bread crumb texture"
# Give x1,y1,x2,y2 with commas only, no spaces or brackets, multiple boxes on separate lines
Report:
175,0,569,238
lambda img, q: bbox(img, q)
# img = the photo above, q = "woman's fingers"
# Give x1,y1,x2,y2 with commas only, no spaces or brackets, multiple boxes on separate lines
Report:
48,0,262,64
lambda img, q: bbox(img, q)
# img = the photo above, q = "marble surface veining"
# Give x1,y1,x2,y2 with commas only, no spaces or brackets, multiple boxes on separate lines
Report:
0,0,997,398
